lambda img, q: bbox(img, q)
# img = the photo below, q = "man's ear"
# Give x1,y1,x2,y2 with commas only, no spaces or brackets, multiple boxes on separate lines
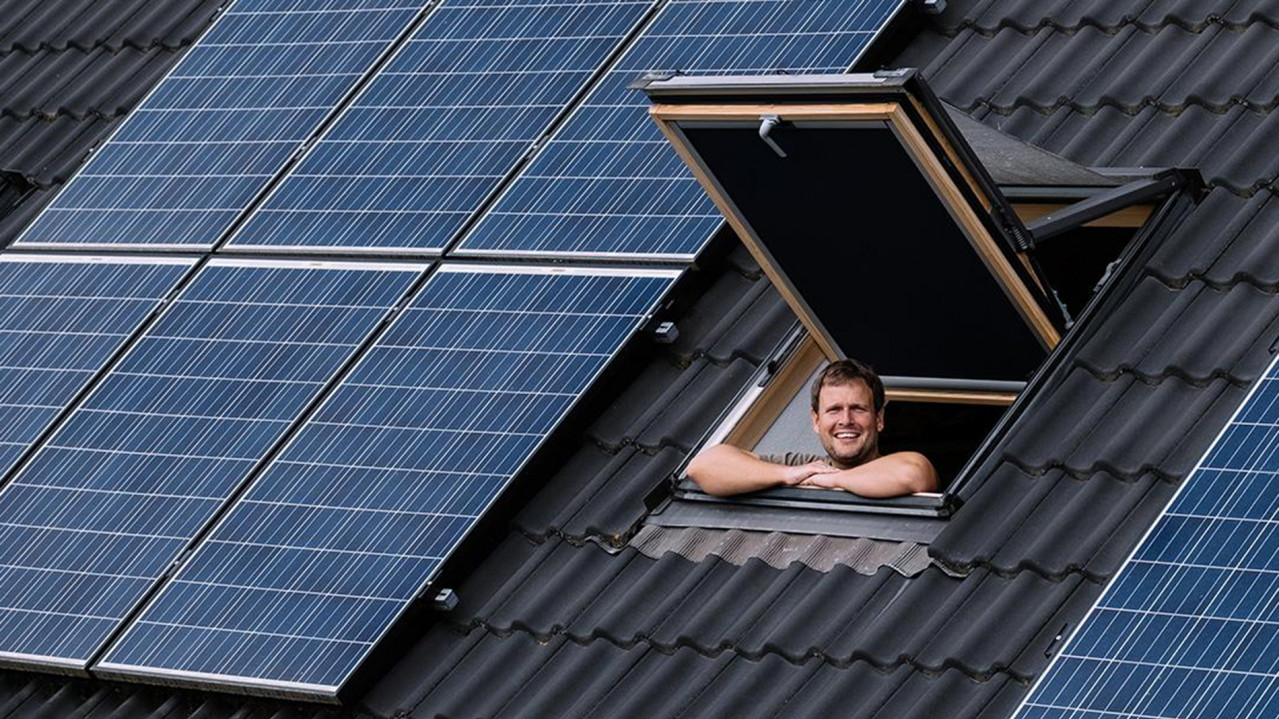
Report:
876,400,886,432
810,409,820,434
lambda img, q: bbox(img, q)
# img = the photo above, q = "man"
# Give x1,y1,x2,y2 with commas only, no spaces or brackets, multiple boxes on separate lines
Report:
687,358,938,497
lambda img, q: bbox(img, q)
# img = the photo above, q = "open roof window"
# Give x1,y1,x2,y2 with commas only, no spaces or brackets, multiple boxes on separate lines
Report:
645,72,1064,386
637,71,1199,533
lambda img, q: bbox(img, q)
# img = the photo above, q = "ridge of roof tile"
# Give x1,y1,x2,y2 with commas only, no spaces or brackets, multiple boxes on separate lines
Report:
977,105,1279,192
901,22,1279,117
368,624,1024,719
431,534,1091,679
0,47,180,124
0,0,217,54
930,465,1176,579
928,0,1279,35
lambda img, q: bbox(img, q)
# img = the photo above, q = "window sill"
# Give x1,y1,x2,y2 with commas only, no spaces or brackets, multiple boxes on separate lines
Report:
673,478,959,518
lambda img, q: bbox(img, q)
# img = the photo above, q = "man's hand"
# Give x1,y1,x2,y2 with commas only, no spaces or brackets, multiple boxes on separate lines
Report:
799,451,938,497
784,461,839,486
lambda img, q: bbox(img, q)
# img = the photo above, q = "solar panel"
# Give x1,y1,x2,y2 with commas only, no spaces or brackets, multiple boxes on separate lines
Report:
454,0,907,260
14,0,429,251
0,256,193,480
1016,353,1279,718
0,259,421,671
98,264,677,698
227,0,655,254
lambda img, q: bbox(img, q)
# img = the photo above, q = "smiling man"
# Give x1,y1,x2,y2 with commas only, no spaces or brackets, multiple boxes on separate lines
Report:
687,359,938,497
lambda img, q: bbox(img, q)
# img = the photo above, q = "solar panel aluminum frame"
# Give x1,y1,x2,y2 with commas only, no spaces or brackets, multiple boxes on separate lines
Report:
94,262,681,702
12,0,436,252
1010,349,1279,718
640,72,1065,385
224,0,660,257
449,0,913,263
0,256,427,677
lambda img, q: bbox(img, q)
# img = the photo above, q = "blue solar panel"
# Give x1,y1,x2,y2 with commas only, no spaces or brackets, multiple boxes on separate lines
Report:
98,264,676,697
15,0,428,250
0,256,192,480
1016,353,1279,718
0,259,420,670
454,0,905,259
228,0,654,254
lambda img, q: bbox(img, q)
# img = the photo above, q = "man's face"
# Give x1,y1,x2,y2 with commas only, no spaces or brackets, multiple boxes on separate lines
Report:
810,379,883,468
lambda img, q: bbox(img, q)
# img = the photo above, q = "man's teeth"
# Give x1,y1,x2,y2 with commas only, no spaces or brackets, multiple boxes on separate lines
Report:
835,432,858,439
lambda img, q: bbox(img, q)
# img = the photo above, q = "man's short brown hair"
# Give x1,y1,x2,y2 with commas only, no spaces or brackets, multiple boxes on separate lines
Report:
810,359,885,412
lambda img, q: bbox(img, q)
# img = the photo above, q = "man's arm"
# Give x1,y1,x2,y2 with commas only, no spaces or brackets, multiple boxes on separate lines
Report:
802,451,938,497
686,444,837,496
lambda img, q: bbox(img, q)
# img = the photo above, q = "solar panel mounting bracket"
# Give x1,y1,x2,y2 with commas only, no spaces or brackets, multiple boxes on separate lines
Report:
653,321,679,343
431,589,458,612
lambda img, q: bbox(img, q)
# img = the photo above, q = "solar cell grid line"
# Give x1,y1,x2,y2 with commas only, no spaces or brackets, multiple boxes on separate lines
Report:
14,0,433,251
453,0,906,260
0,258,423,672
98,263,678,698
1015,351,1279,719
227,0,657,254
0,255,195,484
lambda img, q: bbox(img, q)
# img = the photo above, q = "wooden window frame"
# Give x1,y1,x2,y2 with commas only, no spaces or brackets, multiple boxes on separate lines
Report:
649,101,1062,358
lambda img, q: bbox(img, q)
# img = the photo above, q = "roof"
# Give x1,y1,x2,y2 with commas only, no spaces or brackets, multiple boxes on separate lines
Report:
0,0,1277,717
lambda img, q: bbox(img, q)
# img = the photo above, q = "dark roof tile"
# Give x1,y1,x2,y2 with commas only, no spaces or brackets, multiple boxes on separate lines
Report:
375,627,1020,719
668,268,769,363
930,0,1279,33
979,105,1279,191
513,444,684,540
1147,188,1279,286
918,23,1279,113
587,356,757,453
0,0,217,53
0,115,113,188
933,465,1177,577
1001,368,1244,479
439,534,1091,680
1076,277,1279,384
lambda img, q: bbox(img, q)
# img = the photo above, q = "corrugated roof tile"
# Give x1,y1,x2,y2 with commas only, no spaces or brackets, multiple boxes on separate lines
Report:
372,627,1021,719
933,465,1177,577
1002,368,1244,478
0,0,217,53
930,0,1279,33
917,23,1279,113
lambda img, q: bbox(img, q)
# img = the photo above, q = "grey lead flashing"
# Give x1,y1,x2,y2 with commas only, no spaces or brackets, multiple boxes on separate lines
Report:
629,524,936,577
